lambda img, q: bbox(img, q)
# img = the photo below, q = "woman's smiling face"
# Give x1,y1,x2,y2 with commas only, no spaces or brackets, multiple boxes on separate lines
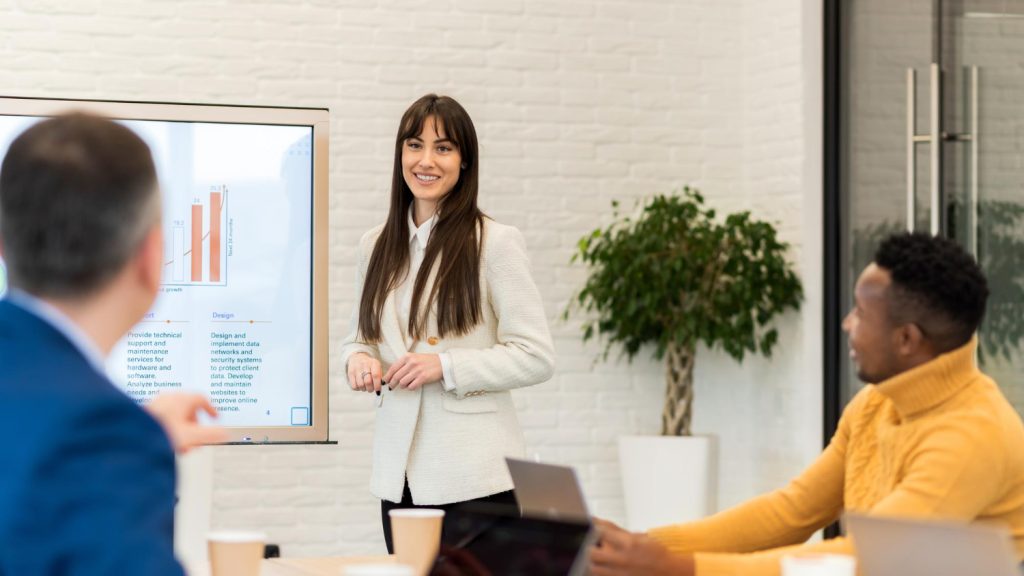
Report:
402,115,462,212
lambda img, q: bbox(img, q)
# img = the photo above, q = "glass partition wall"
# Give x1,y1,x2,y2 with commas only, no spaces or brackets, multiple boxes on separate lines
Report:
829,0,1024,431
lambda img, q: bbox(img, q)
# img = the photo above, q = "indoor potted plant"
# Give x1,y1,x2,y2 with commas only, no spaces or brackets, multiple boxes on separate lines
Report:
566,187,803,529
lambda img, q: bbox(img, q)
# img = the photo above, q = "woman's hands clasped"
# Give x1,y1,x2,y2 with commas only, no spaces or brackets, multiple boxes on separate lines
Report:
384,353,442,390
348,352,443,393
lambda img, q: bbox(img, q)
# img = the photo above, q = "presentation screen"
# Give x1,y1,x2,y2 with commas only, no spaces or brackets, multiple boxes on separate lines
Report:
0,97,330,443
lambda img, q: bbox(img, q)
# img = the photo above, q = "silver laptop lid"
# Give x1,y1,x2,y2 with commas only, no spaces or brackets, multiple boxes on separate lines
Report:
846,513,1020,576
505,458,590,522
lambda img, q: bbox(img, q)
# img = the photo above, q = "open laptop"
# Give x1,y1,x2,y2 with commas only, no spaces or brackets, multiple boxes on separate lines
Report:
505,458,590,522
429,503,595,576
846,513,1022,576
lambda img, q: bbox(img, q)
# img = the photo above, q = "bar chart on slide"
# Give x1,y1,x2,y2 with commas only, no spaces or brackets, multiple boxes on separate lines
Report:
164,185,229,286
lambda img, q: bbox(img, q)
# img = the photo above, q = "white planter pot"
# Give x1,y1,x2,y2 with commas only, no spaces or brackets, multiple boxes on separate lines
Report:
618,435,717,532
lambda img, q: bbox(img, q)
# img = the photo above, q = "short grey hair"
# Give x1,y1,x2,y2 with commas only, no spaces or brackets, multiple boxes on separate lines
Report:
0,113,161,298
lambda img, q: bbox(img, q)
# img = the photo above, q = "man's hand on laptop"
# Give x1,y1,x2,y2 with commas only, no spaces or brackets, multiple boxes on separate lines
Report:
590,518,694,576
145,392,228,454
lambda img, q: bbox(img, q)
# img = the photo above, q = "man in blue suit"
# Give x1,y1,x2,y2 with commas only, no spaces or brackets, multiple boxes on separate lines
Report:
0,113,224,574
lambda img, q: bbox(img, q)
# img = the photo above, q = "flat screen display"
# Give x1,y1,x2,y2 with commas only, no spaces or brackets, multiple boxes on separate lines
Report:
0,97,330,443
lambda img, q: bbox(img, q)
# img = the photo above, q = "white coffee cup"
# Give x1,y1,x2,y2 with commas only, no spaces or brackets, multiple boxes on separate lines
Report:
781,553,856,576
388,509,445,576
207,530,266,576
343,564,416,576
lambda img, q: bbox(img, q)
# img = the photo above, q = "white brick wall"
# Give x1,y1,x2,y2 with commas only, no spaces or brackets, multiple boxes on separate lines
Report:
0,0,823,557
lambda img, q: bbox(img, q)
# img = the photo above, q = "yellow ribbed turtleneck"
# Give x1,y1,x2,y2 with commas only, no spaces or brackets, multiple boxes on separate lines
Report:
648,338,1024,576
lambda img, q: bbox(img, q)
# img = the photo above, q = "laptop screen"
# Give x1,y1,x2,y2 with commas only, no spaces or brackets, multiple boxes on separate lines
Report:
429,504,593,576
505,457,590,522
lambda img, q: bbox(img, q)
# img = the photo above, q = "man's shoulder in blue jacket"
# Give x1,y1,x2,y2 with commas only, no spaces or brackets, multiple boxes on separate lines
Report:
0,299,183,576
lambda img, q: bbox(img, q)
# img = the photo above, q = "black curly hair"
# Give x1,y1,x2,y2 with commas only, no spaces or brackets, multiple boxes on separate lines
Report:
874,232,989,353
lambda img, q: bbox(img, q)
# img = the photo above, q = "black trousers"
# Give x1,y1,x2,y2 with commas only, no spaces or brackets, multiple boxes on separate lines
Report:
381,479,519,554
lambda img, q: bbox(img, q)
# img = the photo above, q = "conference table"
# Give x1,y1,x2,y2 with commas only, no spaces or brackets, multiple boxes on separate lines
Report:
260,556,395,576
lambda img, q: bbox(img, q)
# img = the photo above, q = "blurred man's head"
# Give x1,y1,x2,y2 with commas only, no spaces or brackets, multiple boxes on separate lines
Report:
0,113,162,318
842,232,989,383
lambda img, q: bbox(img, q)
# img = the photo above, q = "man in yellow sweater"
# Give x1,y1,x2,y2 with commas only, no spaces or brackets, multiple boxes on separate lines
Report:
590,232,1024,576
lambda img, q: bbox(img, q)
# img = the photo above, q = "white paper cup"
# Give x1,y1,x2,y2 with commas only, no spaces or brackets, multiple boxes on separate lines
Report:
781,553,856,576
388,509,445,576
343,564,416,576
207,531,266,576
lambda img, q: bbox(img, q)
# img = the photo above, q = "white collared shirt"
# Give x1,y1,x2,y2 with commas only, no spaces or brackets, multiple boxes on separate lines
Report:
5,288,108,374
395,208,456,391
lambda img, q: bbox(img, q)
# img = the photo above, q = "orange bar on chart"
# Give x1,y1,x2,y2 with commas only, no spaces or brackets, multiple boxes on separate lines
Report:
191,204,202,282
210,192,222,282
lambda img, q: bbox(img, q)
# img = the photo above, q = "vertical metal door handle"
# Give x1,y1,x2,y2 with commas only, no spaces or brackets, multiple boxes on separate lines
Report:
906,64,944,235
930,63,941,235
969,66,979,255
907,68,916,232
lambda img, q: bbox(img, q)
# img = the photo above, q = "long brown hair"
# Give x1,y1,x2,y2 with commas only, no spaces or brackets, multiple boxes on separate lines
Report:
358,94,485,342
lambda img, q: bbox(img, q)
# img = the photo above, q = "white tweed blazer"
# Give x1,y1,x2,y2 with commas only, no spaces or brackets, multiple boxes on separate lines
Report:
340,218,555,505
